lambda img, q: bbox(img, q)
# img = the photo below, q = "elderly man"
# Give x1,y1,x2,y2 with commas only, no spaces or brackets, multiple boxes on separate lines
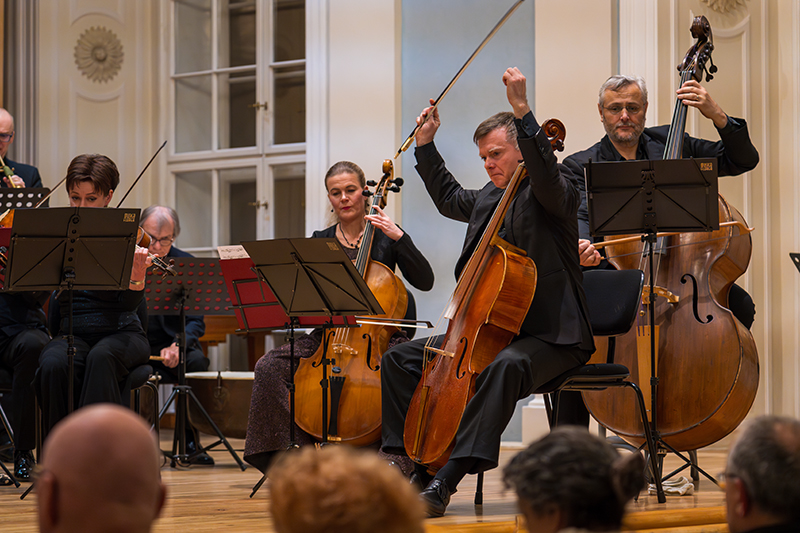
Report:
724,416,800,532
37,404,166,533
0,107,49,481
563,75,759,328
140,205,211,465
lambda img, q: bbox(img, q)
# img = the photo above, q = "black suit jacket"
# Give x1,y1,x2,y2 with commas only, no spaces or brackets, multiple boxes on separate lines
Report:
146,246,206,352
2,158,43,188
414,112,593,350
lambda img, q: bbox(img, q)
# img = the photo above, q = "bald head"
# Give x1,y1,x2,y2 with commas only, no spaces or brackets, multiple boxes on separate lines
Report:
0,108,15,159
37,404,166,533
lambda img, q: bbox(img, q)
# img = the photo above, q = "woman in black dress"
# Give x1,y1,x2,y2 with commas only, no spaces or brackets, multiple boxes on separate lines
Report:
244,161,434,473
37,154,151,436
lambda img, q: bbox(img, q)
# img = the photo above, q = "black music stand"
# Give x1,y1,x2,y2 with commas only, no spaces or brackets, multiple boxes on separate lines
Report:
223,238,382,497
0,188,50,210
586,158,719,500
147,258,246,470
6,207,139,499
6,207,140,410
790,253,800,273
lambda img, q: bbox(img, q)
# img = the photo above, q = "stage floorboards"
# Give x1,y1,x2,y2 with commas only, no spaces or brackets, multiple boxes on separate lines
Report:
0,431,727,532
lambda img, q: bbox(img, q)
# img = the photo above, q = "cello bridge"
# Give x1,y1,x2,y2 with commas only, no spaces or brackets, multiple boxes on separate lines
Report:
641,286,680,305
332,344,358,357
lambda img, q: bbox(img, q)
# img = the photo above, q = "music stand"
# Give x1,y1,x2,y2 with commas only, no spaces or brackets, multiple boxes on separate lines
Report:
0,188,50,210
6,207,140,409
146,258,246,470
586,158,719,502
221,239,382,497
790,253,800,273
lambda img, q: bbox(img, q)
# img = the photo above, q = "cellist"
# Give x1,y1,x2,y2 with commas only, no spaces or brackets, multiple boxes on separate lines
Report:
564,75,759,328
380,67,595,517
243,161,434,475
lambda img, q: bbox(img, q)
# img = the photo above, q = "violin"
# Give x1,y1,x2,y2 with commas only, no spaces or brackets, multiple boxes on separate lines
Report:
136,226,177,278
582,16,758,452
293,161,407,445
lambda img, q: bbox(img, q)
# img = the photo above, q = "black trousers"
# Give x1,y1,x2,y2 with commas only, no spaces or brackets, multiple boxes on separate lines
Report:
37,329,149,437
381,334,590,473
0,329,50,450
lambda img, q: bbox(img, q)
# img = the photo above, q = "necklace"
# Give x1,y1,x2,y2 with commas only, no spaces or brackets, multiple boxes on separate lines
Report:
338,223,364,248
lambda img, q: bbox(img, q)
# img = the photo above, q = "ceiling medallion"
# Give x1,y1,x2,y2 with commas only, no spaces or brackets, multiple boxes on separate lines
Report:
74,26,124,83
700,0,747,15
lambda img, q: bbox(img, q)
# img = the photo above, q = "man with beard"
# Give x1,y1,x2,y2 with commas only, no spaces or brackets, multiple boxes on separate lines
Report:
563,75,759,328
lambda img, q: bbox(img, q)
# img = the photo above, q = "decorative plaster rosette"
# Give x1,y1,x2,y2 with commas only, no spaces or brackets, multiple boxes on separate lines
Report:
700,0,747,14
74,26,124,83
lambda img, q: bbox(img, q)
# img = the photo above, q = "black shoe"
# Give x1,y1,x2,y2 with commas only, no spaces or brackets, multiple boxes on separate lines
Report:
185,426,215,466
420,479,451,518
14,450,35,481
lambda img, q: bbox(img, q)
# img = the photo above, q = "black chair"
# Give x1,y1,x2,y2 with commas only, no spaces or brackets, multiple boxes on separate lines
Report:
473,268,665,505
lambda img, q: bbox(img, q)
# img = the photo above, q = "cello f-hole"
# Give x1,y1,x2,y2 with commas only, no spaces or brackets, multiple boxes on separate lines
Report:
455,338,468,379
363,333,380,372
680,273,714,324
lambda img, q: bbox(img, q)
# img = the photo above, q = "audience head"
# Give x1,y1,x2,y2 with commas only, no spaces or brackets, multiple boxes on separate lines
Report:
37,404,166,533
503,426,644,533
0,108,15,159
725,415,800,532
269,445,425,533
140,205,180,257
65,153,119,207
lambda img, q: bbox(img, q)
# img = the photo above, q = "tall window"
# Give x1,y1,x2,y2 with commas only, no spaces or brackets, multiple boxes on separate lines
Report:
167,0,306,255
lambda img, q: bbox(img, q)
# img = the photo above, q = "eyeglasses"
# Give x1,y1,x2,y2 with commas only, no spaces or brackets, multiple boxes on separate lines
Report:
0,132,14,142
150,235,174,247
603,104,643,116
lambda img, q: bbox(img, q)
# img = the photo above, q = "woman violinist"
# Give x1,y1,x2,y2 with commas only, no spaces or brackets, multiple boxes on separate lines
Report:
37,154,152,437
244,160,434,474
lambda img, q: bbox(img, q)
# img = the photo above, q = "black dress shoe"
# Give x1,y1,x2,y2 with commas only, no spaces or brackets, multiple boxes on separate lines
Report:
420,479,451,517
14,450,35,481
185,426,215,466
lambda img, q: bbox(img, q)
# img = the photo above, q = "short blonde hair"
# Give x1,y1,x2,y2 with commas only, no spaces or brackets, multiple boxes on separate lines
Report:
269,446,425,533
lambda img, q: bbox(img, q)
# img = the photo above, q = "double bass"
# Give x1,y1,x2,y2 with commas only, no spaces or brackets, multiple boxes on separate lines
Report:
293,161,408,446
403,120,565,472
583,16,759,452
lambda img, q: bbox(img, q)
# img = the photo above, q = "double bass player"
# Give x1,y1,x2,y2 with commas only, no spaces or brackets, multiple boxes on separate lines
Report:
380,68,595,517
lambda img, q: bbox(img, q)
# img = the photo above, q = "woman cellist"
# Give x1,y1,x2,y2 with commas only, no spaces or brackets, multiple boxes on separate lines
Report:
244,160,434,474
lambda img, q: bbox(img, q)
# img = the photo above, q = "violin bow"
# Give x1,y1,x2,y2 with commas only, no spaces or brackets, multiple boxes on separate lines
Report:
394,0,526,158
115,140,168,208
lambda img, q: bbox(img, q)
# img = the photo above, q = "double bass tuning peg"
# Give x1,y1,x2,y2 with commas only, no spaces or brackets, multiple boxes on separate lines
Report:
362,189,374,198
392,177,404,187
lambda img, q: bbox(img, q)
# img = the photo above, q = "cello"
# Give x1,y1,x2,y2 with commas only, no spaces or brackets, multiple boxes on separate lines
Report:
403,120,565,472
582,16,759,452
293,160,408,446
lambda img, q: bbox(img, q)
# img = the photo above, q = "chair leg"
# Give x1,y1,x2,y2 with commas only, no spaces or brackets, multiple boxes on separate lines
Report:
145,380,160,438
474,471,484,505
624,381,666,503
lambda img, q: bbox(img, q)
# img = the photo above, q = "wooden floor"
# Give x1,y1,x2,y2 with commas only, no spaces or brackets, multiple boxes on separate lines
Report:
0,431,727,532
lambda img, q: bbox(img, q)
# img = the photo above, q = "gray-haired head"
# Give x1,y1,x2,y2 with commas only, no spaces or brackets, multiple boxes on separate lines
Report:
599,75,648,107
141,205,181,237
473,111,518,149
727,416,800,523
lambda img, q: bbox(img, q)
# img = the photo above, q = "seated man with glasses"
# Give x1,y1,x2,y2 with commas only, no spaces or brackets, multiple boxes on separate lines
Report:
563,75,759,329
140,205,213,465
0,107,49,482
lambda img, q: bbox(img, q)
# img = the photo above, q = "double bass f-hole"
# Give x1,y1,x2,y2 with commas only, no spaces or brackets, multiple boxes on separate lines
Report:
363,333,379,372
680,273,713,324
